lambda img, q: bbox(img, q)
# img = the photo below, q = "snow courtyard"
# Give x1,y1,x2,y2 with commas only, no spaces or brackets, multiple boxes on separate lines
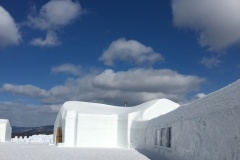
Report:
0,143,150,160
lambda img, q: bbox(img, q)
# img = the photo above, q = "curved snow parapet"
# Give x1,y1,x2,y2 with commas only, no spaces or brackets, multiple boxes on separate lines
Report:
131,79,240,160
53,99,179,147
127,99,179,148
0,119,12,142
134,99,180,120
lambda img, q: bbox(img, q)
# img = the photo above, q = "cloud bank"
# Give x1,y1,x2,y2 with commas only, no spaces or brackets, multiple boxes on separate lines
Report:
99,38,164,66
0,64,206,126
172,0,240,51
0,101,60,127
1,67,205,106
92,69,204,94
0,6,21,47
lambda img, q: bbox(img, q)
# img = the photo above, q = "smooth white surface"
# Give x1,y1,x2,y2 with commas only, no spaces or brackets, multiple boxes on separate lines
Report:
76,114,118,147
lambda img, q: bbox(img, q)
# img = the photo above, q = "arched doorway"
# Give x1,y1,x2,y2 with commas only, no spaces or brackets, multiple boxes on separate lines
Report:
56,128,62,144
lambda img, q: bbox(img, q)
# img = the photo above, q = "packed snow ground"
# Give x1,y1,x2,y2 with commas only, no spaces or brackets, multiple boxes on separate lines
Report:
0,143,150,160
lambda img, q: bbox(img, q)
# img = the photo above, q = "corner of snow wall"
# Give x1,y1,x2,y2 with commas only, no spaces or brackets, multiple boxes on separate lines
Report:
129,98,179,150
0,120,12,142
53,103,66,145
130,80,240,160
142,98,180,120
53,111,61,145
6,121,12,142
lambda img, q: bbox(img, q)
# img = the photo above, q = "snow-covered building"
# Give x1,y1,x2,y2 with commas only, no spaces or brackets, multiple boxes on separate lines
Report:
54,79,240,159
0,119,12,142
53,99,179,147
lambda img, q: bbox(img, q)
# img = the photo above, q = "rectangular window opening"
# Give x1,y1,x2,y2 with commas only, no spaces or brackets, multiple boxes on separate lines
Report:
160,128,166,146
166,127,172,148
154,129,159,146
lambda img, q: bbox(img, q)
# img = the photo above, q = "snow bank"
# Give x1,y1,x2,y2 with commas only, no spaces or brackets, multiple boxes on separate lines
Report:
131,79,240,160
0,119,12,142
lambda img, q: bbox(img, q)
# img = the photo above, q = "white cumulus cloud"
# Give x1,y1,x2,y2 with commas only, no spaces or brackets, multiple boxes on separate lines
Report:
51,63,82,75
172,0,240,51
196,93,206,99
0,6,21,47
30,31,60,47
99,38,164,66
92,69,205,94
2,83,47,98
201,56,222,69
27,0,82,30
27,0,83,47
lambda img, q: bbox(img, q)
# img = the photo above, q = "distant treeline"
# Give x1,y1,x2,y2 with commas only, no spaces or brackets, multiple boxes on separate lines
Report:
11,125,54,138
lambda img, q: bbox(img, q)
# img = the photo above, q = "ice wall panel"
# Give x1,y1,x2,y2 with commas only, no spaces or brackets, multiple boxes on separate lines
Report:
0,125,5,142
117,115,128,147
5,122,12,141
64,111,77,146
76,114,117,147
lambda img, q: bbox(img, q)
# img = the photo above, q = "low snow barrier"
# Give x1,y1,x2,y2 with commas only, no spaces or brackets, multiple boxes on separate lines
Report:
11,134,53,144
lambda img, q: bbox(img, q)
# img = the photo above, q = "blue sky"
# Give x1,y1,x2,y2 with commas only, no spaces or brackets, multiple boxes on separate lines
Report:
0,0,239,126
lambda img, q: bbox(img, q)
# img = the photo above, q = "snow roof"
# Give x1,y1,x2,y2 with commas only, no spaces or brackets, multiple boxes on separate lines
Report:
59,98,180,120
152,79,240,124
0,119,10,125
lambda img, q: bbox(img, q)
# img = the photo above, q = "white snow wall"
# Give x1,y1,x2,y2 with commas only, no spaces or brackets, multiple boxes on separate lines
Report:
130,80,240,160
54,111,129,147
0,120,12,142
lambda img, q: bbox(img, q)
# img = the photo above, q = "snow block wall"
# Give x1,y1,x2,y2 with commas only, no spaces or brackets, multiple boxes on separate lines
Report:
130,80,240,160
0,119,12,142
